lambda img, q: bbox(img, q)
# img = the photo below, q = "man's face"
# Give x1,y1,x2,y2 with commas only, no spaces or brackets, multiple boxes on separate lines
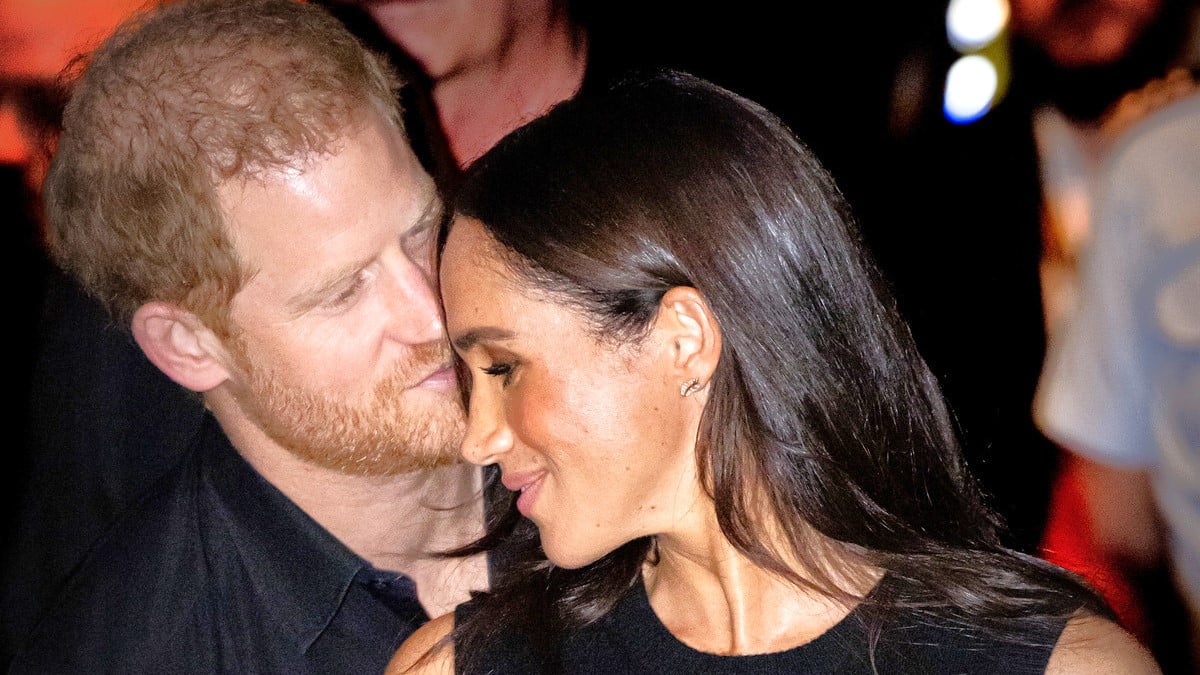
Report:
217,111,464,475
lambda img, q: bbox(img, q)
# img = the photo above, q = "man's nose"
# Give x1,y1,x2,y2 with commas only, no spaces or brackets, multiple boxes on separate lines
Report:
382,252,445,345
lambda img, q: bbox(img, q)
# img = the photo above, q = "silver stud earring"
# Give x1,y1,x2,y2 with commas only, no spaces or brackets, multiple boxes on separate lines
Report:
680,378,702,397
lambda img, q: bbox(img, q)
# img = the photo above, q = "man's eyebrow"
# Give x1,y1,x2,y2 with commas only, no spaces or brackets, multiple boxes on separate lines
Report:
286,257,370,315
407,191,445,238
287,192,443,316
453,327,516,351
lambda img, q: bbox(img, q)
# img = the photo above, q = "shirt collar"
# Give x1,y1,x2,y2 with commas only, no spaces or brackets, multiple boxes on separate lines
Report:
196,415,372,651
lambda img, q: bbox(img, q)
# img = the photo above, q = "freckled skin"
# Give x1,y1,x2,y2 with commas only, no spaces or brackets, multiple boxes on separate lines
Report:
441,217,706,569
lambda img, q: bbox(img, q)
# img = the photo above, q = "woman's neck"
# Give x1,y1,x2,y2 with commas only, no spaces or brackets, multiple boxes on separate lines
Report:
643,507,881,656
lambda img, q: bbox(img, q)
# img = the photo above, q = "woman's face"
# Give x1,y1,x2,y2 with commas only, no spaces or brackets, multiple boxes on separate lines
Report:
440,217,705,569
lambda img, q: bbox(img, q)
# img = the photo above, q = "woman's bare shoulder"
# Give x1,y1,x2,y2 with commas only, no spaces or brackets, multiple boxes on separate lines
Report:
1046,612,1161,675
385,612,456,675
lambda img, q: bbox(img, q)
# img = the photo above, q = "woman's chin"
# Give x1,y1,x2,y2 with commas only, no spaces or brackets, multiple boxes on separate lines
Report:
542,538,610,570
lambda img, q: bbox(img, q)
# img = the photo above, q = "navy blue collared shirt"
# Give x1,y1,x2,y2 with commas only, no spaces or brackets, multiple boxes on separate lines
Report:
10,413,432,674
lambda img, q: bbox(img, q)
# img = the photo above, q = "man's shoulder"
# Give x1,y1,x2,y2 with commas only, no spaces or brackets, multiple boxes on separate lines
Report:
8,455,216,672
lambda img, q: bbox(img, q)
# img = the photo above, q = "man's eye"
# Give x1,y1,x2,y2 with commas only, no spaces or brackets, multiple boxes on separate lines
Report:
328,274,367,307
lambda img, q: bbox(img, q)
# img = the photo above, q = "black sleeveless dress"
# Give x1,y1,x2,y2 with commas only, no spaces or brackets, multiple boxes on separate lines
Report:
454,576,1068,674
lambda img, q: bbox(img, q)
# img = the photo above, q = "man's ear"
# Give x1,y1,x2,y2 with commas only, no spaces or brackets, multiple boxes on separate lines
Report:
131,301,233,393
657,286,721,384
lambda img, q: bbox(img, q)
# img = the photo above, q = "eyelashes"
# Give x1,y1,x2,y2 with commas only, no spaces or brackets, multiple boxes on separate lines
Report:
481,363,512,376
481,361,516,386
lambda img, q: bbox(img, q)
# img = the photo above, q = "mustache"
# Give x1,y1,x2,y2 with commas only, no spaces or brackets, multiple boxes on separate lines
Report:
375,341,458,394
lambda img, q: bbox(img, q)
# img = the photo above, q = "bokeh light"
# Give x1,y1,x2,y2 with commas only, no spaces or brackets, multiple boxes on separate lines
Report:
946,0,1010,52
944,54,999,123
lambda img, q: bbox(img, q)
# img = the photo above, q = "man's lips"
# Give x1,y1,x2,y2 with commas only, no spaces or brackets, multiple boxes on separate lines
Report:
413,363,456,389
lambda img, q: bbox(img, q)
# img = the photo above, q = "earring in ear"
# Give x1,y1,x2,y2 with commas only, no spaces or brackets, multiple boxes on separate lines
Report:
680,378,702,397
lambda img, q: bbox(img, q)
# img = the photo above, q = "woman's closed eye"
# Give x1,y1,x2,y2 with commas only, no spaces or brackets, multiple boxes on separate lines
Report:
481,361,516,386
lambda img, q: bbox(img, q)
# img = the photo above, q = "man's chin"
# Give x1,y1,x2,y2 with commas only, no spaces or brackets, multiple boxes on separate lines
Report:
380,448,465,476
297,437,462,477
265,397,465,476
238,360,466,476
350,402,467,476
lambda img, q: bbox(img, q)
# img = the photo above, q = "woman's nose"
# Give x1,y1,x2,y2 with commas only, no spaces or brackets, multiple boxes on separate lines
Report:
460,388,514,466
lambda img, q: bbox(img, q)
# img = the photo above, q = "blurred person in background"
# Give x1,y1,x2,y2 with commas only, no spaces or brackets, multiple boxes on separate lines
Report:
1037,69,1200,674
327,0,589,173
851,7,1198,656
1024,0,1200,669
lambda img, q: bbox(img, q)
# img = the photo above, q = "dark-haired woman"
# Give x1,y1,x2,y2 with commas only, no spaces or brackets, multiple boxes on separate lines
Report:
389,70,1159,674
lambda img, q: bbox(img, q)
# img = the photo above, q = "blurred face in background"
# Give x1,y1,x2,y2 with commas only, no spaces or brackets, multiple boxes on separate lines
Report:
1010,0,1163,67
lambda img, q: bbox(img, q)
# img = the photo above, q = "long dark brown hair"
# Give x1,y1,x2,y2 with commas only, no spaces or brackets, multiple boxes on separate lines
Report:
445,69,1110,672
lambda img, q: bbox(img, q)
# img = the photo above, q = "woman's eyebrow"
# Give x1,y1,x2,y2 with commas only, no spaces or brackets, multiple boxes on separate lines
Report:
452,326,516,352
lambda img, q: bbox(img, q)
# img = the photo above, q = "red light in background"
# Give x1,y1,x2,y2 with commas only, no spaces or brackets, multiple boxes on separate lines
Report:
1,0,152,164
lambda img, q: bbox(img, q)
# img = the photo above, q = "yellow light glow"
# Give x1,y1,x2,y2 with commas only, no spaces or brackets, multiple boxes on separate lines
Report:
946,0,1010,52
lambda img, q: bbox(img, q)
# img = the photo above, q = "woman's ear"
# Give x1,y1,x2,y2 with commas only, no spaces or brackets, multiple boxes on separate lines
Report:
131,301,233,393
658,286,721,385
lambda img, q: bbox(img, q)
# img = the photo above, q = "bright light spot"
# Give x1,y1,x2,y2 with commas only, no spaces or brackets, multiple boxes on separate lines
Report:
946,0,1009,51
944,55,998,123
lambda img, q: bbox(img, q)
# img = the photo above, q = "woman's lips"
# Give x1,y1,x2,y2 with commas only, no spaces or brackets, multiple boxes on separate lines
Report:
502,471,547,517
